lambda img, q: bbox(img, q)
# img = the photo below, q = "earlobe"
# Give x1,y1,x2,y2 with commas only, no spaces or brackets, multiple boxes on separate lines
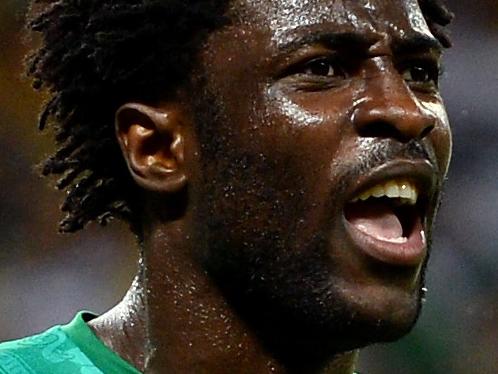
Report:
115,103,187,193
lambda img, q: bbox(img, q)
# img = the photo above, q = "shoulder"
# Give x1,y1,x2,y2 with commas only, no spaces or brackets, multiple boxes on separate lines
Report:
0,326,103,374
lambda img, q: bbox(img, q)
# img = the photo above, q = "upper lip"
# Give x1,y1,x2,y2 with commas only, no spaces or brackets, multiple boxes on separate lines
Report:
345,159,438,211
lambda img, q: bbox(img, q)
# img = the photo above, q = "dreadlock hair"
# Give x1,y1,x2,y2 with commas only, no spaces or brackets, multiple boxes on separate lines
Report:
26,0,452,236
27,0,230,235
419,0,454,48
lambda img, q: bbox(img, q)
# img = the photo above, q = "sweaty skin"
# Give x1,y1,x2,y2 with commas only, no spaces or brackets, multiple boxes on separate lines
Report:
90,0,451,373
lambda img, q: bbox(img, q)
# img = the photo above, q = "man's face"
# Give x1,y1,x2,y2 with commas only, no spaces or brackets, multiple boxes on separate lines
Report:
189,0,451,352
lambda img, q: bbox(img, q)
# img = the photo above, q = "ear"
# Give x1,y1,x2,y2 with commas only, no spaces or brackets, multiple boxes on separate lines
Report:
115,103,187,193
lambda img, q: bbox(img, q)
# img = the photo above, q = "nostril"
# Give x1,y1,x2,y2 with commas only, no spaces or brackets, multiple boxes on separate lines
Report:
356,121,406,141
418,123,435,139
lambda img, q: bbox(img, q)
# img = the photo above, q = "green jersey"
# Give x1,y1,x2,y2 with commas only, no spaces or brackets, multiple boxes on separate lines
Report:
0,312,140,374
0,312,361,373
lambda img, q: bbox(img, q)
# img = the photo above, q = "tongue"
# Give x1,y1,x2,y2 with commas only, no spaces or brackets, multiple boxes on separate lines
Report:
346,201,403,240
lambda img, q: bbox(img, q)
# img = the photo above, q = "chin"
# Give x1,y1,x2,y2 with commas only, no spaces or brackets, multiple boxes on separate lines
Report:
230,265,424,361
336,286,423,349
237,292,422,365
202,266,423,369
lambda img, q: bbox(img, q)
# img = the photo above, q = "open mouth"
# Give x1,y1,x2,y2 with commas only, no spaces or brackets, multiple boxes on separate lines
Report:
344,179,427,266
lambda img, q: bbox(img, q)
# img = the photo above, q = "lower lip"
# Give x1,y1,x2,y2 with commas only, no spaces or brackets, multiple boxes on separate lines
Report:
344,216,426,267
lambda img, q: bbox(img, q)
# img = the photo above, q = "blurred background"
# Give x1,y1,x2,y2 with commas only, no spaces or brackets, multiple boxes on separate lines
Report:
0,1,497,373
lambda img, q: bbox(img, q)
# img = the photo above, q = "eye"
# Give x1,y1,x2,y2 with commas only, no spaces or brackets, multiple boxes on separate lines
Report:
401,62,439,86
300,57,347,78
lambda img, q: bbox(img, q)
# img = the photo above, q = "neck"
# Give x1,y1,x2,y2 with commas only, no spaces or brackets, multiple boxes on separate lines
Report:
91,220,359,373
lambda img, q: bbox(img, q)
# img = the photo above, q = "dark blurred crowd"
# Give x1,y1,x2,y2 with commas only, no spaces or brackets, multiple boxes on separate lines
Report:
1,1,497,373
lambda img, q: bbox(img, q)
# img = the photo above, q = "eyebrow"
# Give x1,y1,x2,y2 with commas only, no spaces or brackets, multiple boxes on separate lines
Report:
276,31,378,55
392,34,443,55
275,30,443,56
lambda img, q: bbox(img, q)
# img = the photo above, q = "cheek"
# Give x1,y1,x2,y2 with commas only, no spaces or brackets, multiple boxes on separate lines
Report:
260,86,356,156
420,99,452,175
222,89,358,230
203,89,356,241
434,116,452,176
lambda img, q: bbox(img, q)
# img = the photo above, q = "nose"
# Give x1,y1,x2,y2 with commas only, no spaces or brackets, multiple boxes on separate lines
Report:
352,67,436,142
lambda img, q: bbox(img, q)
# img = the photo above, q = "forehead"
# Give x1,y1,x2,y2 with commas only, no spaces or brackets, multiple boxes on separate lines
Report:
229,0,433,48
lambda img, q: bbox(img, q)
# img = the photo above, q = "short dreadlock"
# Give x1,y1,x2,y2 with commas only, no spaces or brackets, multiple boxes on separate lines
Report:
27,0,230,235
26,0,453,235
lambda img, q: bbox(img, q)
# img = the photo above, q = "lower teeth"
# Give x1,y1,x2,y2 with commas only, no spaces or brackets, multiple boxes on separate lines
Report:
380,236,408,244
355,224,408,243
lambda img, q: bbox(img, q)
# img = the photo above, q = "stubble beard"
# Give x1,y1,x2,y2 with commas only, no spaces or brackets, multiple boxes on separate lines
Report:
189,85,427,361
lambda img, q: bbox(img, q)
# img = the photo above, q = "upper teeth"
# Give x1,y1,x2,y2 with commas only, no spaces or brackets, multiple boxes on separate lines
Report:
351,179,418,205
